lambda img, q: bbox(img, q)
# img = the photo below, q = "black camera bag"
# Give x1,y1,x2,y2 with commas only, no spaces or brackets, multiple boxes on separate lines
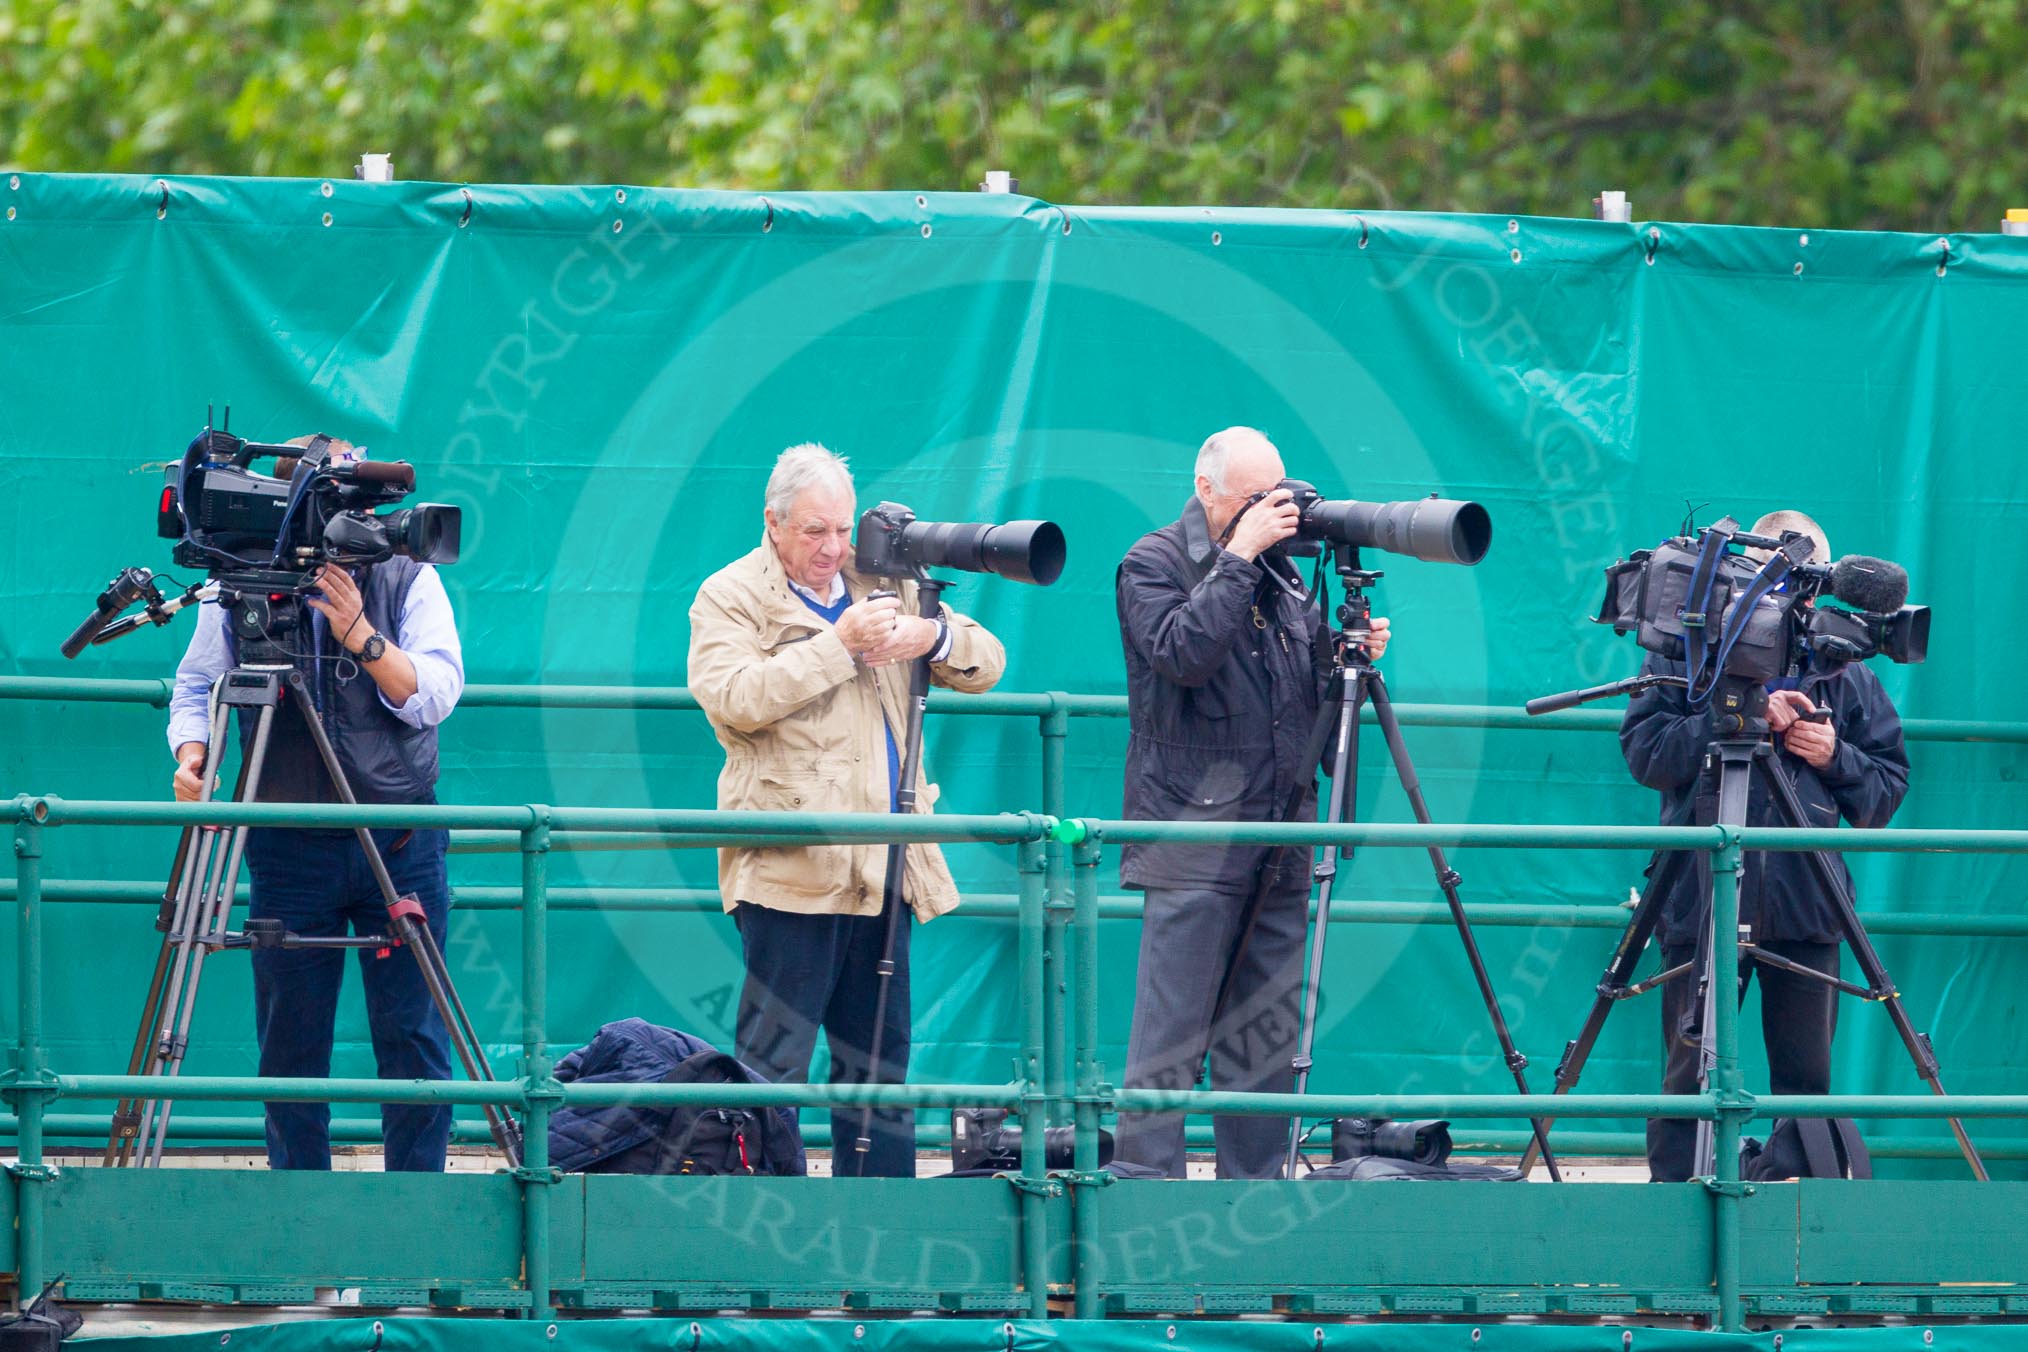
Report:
1741,1117,1872,1181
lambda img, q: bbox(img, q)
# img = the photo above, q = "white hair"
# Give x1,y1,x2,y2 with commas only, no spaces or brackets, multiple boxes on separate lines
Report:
1194,426,1277,493
1749,509,1831,564
765,443,854,518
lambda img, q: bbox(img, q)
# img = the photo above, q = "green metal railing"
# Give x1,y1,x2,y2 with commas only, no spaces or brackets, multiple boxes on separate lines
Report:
6,676,2028,1325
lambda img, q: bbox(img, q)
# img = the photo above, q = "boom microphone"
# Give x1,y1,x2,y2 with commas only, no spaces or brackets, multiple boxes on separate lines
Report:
1829,555,1909,613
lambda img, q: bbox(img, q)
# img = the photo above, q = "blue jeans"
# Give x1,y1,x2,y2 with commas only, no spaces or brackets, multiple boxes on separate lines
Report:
244,826,453,1171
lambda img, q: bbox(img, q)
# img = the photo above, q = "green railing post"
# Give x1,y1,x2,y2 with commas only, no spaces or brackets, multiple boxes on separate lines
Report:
9,806,54,1306
518,811,559,1316
1707,828,1752,1333
1069,826,1106,1321
1039,697,1071,1125
1014,837,1053,1317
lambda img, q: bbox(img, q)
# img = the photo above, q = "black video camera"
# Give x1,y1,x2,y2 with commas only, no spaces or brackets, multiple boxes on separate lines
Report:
61,415,463,660
1594,516,1928,682
1242,480,1492,566
161,424,460,580
854,501,1066,586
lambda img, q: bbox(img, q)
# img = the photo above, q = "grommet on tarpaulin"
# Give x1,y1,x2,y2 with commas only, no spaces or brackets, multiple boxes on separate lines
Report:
760,196,774,233
155,180,169,221
1645,225,1661,266
1935,235,1951,278
457,188,473,228
1353,213,1369,249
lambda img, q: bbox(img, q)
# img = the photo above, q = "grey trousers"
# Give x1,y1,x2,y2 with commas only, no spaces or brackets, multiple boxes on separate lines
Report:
1113,874,1313,1178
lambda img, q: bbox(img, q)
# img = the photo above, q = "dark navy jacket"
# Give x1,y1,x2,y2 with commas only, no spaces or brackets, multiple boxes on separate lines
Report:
1622,653,1911,945
1116,499,1330,892
547,1018,806,1175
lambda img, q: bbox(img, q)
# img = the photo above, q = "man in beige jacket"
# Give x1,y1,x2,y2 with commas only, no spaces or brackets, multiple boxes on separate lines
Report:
688,443,1007,1176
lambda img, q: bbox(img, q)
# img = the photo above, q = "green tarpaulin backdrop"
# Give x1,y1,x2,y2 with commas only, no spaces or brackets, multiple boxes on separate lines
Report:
3,176,2024,1169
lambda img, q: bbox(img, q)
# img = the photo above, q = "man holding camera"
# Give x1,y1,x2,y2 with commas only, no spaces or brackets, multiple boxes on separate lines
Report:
1112,426,1391,1179
1623,509,1910,1181
167,435,465,1172
687,443,1006,1177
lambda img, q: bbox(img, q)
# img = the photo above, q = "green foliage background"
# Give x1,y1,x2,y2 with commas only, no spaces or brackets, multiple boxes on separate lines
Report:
4,0,2025,228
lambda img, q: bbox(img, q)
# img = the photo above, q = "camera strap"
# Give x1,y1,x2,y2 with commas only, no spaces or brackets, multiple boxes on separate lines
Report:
1689,550,1797,710
1680,524,1734,704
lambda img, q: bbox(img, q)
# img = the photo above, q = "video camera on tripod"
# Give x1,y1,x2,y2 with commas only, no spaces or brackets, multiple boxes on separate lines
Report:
57,412,518,1171
1526,514,1927,728
62,415,461,660
1523,514,1987,1180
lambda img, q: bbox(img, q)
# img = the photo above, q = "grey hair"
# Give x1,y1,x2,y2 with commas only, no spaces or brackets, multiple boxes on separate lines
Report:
765,443,854,518
1194,426,1276,493
1749,508,1831,564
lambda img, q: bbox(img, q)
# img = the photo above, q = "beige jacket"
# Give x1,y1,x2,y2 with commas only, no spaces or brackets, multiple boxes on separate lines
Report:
687,537,1007,921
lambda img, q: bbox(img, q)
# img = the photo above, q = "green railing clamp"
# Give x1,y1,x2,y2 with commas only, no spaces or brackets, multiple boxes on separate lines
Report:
509,1164,564,1185
1702,1177,1757,1199
1004,1173,1063,1199
1058,1169,1114,1189
5,1162,58,1182
523,809,553,854
523,1075,566,1111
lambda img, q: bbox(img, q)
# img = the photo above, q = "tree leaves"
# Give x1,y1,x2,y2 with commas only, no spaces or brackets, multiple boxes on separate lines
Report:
2,0,2023,228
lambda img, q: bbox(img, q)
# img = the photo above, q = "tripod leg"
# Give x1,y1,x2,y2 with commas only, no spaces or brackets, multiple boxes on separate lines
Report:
1757,748,1989,1180
852,578,943,1173
142,705,276,1166
1282,671,1363,1178
389,909,524,1163
130,698,269,1165
1693,744,1755,1180
1515,856,1677,1175
285,671,523,1167
1363,672,1562,1181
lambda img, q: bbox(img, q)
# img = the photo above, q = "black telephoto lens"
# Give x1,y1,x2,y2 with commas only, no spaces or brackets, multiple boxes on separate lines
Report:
1308,497,1492,565
909,519,1066,585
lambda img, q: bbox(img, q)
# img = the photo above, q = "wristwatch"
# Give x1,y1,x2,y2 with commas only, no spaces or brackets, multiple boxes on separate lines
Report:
351,632,388,664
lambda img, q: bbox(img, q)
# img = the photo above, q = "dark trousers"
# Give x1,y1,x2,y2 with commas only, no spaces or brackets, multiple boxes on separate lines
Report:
733,893,914,1178
1114,873,1311,1179
244,827,453,1172
1648,939,1840,1182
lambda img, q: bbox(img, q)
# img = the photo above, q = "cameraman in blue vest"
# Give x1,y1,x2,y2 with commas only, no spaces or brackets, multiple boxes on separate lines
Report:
166,435,466,1172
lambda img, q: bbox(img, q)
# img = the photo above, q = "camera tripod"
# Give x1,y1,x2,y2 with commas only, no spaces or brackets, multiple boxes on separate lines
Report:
1516,673,1986,1180
1269,545,1560,1180
104,583,522,1168
846,574,946,1173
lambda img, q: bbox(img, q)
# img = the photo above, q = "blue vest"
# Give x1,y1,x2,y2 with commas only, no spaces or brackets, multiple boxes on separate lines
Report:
229,557,441,806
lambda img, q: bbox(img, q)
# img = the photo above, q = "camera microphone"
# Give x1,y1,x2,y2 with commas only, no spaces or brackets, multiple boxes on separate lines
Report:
268,458,416,492
347,459,417,490
1828,555,1910,613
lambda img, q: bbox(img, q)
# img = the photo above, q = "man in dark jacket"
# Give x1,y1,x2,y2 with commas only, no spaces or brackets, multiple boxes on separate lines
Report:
1625,510,1910,1181
1112,426,1391,1178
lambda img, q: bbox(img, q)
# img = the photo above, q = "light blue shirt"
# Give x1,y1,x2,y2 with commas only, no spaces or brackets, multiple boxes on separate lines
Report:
167,565,465,752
